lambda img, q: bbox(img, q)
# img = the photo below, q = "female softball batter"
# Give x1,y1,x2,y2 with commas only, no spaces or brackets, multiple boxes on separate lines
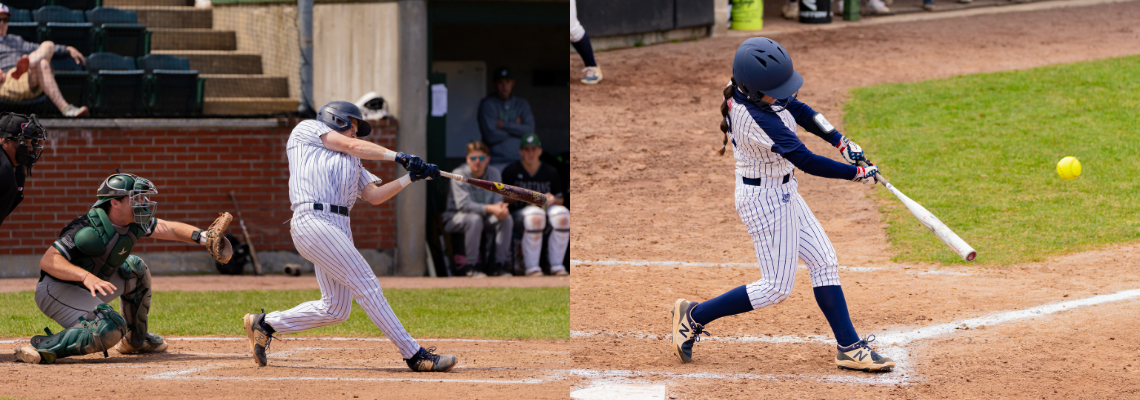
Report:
670,37,894,372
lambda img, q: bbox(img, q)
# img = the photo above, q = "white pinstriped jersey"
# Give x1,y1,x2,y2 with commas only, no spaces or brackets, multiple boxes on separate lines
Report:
723,88,842,309
725,96,797,182
286,120,381,212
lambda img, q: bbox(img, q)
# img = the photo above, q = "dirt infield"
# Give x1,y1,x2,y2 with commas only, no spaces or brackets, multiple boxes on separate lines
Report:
571,1,1140,398
1,337,569,399
0,275,570,293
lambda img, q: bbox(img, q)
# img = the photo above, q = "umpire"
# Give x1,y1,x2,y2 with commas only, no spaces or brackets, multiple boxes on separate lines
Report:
0,112,44,227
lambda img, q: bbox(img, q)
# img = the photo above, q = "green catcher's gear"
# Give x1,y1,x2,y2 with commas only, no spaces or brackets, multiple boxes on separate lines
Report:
91,173,158,226
30,303,127,364
118,255,154,350
70,208,150,282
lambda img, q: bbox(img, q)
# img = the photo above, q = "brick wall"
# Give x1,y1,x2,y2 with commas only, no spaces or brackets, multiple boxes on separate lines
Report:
1,118,400,256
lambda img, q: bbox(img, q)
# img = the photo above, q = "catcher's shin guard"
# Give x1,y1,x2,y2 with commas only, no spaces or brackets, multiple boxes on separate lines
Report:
31,304,127,364
671,299,708,363
118,255,156,350
835,335,895,372
243,309,274,367
405,346,458,372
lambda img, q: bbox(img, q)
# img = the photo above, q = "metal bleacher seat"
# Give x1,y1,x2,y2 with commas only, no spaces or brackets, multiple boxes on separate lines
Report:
137,54,202,116
52,0,101,10
86,52,144,117
34,5,93,55
87,7,150,58
50,57,88,111
6,8,39,43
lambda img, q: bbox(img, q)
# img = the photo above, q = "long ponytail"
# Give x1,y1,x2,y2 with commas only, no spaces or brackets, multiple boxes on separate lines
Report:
718,78,736,156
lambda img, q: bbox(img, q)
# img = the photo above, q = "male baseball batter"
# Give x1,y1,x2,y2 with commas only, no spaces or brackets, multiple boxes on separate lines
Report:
13,173,233,364
241,101,457,373
0,112,44,227
671,37,894,372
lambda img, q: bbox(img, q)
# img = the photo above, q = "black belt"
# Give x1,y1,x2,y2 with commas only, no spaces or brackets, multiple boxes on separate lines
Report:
313,203,349,216
742,173,791,186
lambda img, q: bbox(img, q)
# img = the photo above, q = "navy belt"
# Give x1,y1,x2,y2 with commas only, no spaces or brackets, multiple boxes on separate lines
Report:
742,173,791,186
313,203,349,216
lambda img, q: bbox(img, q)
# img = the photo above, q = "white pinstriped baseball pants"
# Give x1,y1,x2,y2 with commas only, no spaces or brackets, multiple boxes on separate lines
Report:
735,177,841,310
264,211,420,359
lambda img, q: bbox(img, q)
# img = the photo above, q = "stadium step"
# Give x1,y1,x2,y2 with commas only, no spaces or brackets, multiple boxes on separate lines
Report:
119,6,211,29
201,75,290,98
203,97,299,116
104,0,190,7
153,50,263,74
152,29,236,51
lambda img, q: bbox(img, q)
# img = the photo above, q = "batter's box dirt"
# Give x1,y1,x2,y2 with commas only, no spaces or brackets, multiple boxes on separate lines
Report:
1,337,570,399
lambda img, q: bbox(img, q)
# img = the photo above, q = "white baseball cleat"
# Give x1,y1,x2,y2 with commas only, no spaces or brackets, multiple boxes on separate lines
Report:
581,66,603,85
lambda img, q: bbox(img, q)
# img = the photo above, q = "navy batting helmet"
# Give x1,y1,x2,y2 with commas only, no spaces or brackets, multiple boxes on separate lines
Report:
317,101,372,138
732,37,802,103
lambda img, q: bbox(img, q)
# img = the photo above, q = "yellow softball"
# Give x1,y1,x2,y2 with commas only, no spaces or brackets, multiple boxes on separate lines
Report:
1056,156,1081,180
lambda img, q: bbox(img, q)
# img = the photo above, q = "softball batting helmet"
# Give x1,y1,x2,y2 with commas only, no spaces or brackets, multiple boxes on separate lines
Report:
317,100,372,138
732,37,802,103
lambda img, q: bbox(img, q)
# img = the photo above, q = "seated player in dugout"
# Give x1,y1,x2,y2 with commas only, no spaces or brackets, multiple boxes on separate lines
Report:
0,4,89,117
443,141,513,277
478,66,534,173
13,173,234,365
502,133,568,276
0,112,44,227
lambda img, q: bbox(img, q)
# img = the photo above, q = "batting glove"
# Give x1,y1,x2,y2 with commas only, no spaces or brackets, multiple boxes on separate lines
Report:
395,152,427,174
853,165,879,185
410,164,440,182
836,136,865,165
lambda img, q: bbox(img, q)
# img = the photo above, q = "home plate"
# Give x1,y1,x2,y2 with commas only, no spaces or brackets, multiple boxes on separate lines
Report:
571,384,667,400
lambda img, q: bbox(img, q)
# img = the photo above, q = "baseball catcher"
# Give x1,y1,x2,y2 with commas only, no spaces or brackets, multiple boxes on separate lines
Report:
13,173,233,364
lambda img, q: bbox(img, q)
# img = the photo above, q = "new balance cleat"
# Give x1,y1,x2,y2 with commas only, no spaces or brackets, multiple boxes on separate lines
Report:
405,346,458,372
670,299,708,363
836,335,895,372
243,309,274,367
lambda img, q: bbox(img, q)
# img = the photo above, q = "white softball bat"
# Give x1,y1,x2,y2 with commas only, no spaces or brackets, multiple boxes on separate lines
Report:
860,161,977,262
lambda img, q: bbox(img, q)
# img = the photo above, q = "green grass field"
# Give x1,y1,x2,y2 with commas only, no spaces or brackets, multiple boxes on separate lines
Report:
844,55,1140,265
0,287,568,340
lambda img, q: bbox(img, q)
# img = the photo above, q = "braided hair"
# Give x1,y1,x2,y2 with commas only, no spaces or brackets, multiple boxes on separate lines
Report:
717,78,737,156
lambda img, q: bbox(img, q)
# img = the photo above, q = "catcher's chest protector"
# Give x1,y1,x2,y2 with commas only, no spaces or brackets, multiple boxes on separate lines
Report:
73,208,147,280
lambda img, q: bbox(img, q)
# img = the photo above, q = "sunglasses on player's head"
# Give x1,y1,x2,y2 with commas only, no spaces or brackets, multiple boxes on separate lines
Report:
469,156,487,162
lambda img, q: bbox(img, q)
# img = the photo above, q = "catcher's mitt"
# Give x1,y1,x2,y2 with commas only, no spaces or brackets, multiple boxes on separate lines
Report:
205,212,234,263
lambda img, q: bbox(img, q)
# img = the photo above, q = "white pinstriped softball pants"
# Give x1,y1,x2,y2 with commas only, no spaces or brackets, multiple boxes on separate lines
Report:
736,177,841,310
264,211,420,359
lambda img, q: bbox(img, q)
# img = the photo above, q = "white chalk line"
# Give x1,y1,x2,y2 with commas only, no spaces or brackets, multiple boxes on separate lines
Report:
571,259,973,276
1,336,563,345
572,287,1140,388
144,367,546,384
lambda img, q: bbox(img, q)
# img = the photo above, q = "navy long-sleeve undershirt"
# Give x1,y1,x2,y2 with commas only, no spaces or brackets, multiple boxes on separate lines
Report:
736,92,856,180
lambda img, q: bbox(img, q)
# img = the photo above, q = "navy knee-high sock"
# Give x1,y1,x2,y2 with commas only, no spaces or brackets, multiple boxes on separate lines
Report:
571,33,598,67
690,285,753,326
813,285,859,347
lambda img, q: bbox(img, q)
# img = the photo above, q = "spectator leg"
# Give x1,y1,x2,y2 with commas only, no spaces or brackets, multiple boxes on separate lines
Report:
28,58,69,112
547,206,570,273
489,212,514,265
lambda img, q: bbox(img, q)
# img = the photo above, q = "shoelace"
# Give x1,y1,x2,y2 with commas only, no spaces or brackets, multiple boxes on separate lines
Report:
582,67,598,78
421,346,441,363
689,323,711,344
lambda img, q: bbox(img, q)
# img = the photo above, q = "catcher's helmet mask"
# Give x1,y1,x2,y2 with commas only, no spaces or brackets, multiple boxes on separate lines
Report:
0,112,46,174
317,101,372,138
94,173,159,226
